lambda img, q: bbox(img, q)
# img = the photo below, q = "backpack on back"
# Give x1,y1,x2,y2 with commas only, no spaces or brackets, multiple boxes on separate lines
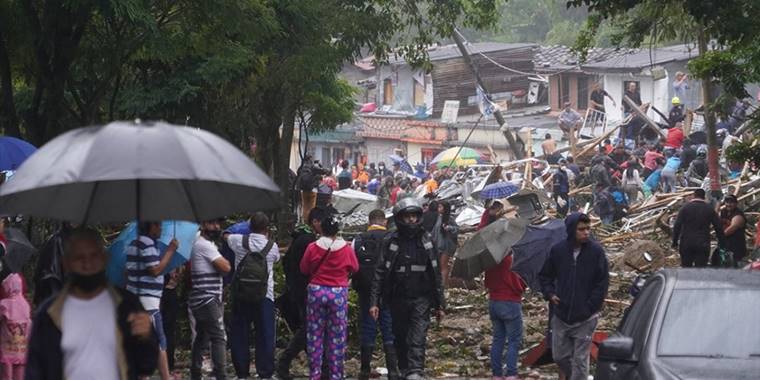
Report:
352,232,385,291
232,235,273,304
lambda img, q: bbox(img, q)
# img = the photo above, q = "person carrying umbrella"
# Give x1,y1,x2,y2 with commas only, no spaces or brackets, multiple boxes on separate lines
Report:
126,222,179,380
539,213,609,380
26,228,159,380
369,197,446,380
485,252,527,380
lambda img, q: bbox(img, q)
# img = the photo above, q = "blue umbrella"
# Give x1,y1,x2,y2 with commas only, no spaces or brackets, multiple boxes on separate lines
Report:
388,154,414,174
0,137,36,171
480,181,519,200
106,220,199,286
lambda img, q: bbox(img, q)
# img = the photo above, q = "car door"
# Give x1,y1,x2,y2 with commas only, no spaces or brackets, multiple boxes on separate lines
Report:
597,277,664,380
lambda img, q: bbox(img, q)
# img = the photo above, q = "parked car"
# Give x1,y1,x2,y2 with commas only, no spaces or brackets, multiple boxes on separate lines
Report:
597,269,760,379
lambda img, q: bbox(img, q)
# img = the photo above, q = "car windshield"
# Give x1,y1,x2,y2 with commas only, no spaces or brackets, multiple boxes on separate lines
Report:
658,289,760,358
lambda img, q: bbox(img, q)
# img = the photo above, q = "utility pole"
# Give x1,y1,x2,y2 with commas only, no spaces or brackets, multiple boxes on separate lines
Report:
697,31,722,199
452,28,524,160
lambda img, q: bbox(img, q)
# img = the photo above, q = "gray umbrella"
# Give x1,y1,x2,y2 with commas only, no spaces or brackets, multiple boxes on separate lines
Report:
0,121,280,223
451,217,528,280
3,227,36,272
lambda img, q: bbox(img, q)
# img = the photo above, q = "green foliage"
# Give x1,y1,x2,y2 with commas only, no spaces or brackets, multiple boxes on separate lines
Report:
463,0,589,46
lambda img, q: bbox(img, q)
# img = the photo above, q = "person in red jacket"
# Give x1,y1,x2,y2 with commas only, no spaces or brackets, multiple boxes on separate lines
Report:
479,200,506,231
300,216,359,380
665,123,685,149
485,255,527,380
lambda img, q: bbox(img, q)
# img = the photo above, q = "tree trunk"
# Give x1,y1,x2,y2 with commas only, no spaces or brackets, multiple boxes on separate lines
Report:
0,27,20,138
698,32,722,199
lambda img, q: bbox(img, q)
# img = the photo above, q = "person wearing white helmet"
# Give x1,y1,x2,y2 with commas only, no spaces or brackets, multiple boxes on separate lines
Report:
369,197,446,380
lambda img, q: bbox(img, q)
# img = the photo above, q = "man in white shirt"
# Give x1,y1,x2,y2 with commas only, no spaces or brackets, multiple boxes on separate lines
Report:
190,220,231,380
224,213,281,380
26,227,158,380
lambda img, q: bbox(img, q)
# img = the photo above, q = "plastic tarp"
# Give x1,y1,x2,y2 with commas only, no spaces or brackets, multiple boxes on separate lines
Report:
455,205,486,227
332,189,378,214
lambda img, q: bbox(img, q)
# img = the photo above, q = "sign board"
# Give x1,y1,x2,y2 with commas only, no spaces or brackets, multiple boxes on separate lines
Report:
441,100,460,124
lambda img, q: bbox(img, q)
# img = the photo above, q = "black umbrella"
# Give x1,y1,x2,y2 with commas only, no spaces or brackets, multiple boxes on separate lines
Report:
511,219,567,291
3,228,36,272
0,121,280,223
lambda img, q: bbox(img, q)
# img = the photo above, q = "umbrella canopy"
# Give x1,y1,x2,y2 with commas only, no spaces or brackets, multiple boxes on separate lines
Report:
106,220,200,286
511,219,567,290
480,181,520,200
451,217,528,280
3,228,36,272
430,147,484,168
0,137,36,171
388,154,413,174
0,121,280,223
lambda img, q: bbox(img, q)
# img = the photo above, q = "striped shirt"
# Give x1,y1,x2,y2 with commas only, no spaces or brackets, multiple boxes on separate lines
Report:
189,236,223,309
125,235,163,310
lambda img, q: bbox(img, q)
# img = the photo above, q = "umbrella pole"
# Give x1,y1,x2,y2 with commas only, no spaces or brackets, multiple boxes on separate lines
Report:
447,115,483,169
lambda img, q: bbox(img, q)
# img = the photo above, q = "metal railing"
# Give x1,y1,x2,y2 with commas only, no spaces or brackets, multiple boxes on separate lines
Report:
580,108,608,137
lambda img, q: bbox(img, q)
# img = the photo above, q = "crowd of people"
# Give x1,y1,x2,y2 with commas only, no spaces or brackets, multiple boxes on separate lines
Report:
0,82,754,380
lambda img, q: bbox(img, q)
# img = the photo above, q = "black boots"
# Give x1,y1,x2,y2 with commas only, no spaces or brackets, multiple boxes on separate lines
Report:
359,345,374,380
384,344,401,380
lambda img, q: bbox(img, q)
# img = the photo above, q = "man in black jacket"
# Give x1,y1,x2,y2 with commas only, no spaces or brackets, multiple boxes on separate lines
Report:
352,209,399,380
276,207,325,380
539,213,609,380
26,227,158,380
370,198,446,380
672,189,726,267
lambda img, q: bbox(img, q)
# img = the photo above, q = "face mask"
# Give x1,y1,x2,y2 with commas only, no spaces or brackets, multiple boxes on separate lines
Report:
69,271,107,293
204,229,222,240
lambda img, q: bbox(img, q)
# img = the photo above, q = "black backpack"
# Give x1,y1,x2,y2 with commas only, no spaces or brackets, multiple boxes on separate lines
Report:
232,236,273,304
352,232,385,291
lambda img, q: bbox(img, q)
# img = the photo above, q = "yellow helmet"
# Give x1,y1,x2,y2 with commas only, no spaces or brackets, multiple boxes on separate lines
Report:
671,96,681,105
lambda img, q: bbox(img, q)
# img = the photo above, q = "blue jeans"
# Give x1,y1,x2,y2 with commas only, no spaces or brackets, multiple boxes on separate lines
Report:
358,292,394,347
489,301,523,377
230,298,276,378
148,309,168,351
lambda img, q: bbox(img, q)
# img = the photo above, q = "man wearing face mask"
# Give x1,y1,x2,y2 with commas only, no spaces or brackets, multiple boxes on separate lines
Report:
189,220,231,380
126,222,179,380
369,198,446,380
26,227,159,380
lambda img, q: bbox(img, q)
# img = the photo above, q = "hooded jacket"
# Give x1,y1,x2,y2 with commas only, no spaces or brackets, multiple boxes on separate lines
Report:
0,274,31,365
300,237,359,287
539,213,609,324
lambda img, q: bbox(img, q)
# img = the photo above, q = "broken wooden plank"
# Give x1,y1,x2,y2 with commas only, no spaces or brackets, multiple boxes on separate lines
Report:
623,95,666,138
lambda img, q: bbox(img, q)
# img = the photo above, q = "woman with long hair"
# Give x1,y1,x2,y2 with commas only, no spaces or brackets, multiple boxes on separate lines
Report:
621,159,644,203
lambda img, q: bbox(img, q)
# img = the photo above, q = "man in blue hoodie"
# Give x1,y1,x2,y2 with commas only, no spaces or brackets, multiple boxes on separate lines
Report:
539,213,609,380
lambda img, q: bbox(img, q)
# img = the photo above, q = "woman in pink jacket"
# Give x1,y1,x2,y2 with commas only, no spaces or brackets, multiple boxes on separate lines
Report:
300,216,359,380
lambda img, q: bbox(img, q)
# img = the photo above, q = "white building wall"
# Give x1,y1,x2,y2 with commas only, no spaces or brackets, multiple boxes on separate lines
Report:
365,138,401,166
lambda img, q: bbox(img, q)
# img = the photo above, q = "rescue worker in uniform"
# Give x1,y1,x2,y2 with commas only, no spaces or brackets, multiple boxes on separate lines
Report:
369,197,446,380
